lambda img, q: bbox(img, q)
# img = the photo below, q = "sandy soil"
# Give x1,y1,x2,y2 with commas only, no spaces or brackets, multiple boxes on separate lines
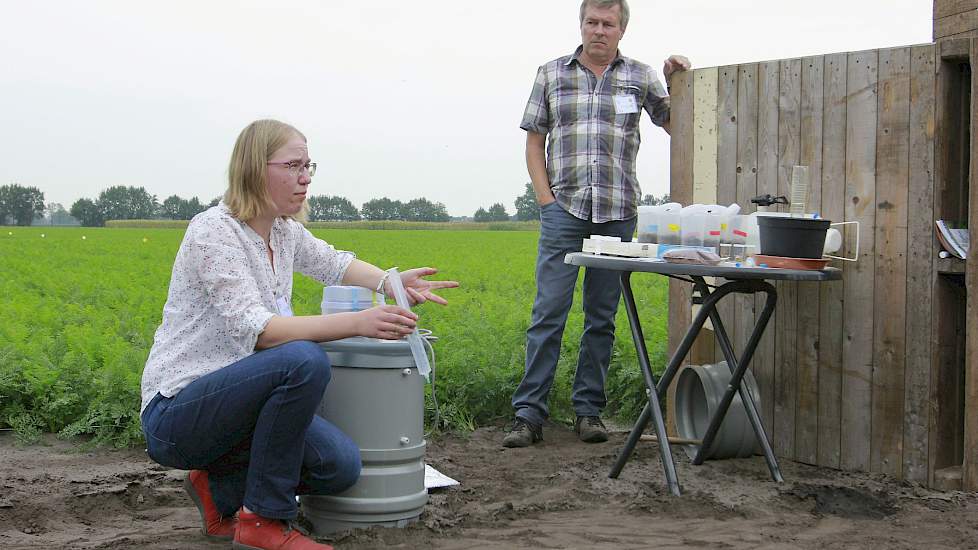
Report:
1,424,977,550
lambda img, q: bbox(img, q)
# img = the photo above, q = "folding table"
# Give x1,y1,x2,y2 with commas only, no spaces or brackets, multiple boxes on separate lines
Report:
564,252,842,496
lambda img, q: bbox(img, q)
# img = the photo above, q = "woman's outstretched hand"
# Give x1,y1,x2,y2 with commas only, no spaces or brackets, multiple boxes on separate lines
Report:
355,305,418,340
394,267,459,306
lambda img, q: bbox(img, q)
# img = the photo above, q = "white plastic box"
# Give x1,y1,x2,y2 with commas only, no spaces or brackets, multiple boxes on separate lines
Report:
637,205,660,243
322,286,377,315
680,205,707,248
656,203,682,245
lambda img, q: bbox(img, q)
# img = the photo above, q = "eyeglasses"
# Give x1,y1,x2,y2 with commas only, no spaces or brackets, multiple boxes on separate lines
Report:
266,160,317,177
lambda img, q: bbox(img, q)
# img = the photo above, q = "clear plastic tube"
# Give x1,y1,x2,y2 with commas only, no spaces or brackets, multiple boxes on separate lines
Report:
386,267,431,381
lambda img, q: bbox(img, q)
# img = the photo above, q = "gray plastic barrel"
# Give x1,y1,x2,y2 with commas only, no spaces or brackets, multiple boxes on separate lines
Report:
674,362,762,460
301,337,427,534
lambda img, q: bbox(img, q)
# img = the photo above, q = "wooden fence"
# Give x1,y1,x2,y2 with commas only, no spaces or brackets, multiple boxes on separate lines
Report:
665,38,977,490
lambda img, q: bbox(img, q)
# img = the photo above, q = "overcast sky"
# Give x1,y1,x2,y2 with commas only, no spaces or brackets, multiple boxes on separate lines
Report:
0,1,932,217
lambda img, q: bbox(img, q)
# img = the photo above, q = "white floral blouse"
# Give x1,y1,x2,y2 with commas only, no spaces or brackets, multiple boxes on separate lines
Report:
140,202,354,413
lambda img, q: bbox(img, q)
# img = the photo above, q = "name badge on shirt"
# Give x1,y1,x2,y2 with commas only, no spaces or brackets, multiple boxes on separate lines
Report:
614,94,639,114
276,296,294,317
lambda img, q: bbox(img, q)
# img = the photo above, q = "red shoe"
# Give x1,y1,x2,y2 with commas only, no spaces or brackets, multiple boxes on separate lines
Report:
233,510,333,550
184,470,236,540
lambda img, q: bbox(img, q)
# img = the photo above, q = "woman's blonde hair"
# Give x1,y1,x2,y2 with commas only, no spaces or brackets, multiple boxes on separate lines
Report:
224,119,308,222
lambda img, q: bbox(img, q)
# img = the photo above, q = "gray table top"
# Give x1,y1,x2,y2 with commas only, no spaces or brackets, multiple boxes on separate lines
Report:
565,252,843,282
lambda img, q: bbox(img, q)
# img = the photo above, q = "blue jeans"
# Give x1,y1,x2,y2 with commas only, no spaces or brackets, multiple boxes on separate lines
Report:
141,341,361,519
512,201,637,426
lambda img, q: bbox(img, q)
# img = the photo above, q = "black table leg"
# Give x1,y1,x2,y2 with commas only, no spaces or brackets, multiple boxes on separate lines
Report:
610,272,680,496
693,279,783,483
610,275,746,491
610,273,785,492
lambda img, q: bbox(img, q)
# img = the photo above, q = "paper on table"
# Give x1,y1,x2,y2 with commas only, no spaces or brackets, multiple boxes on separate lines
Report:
424,464,459,489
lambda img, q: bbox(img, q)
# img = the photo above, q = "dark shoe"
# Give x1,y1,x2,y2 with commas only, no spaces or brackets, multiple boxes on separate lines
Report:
502,417,543,448
233,510,333,550
185,470,235,540
575,416,609,443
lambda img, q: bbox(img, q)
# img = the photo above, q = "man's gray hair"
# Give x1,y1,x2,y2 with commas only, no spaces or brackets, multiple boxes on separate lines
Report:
579,0,630,29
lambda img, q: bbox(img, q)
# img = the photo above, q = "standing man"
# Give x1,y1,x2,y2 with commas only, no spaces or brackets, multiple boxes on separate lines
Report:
504,0,690,447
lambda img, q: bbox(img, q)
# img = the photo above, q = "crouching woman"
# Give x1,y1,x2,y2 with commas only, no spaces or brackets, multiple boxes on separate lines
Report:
139,119,457,550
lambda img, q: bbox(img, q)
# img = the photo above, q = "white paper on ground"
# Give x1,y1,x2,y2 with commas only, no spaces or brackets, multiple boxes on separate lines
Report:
424,464,459,489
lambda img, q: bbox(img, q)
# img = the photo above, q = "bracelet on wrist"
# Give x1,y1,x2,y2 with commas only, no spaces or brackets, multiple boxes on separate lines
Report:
375,272,390,295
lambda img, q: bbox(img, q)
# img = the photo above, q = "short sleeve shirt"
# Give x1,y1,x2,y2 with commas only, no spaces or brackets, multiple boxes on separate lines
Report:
139,203,355,413
520,46,670,223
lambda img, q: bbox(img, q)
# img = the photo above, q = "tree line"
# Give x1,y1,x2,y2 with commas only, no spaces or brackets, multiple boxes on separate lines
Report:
1,182,671,228
70,190,457,227
63,187,457,226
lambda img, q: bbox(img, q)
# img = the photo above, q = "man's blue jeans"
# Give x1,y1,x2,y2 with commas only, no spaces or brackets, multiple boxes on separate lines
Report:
141,341,361,519
512,201,637,426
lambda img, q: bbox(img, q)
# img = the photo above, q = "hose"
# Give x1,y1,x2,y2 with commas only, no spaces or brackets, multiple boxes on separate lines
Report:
418,329,441,435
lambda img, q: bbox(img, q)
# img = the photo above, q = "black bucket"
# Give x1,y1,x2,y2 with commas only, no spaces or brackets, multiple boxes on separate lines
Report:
756,216,830,259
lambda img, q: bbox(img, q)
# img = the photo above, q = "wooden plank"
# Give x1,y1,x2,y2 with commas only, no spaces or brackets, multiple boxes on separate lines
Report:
795,55,825,466
817,52,848,470
937,257,967,273
939,29,978,41
841,49,879,472
736,63,760,376
715,66,740,365
774,58,802,460
941,37,972,60
935,9,978,39
690,67,719,366
755,60,780,436
904,44,936,484
667,70,695,437
928,53,950,491
871,47,911,478
693,68,720,202
935,0,978,19
965,37,978,492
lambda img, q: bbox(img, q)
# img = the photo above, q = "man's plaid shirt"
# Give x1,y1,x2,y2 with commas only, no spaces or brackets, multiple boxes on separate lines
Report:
520,46,670,223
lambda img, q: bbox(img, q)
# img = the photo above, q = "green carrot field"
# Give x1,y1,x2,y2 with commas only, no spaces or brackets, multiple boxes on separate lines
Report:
0,226,668,447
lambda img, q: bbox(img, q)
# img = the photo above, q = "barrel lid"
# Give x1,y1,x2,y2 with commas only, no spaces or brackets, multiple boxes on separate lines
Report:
320,337,417,369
